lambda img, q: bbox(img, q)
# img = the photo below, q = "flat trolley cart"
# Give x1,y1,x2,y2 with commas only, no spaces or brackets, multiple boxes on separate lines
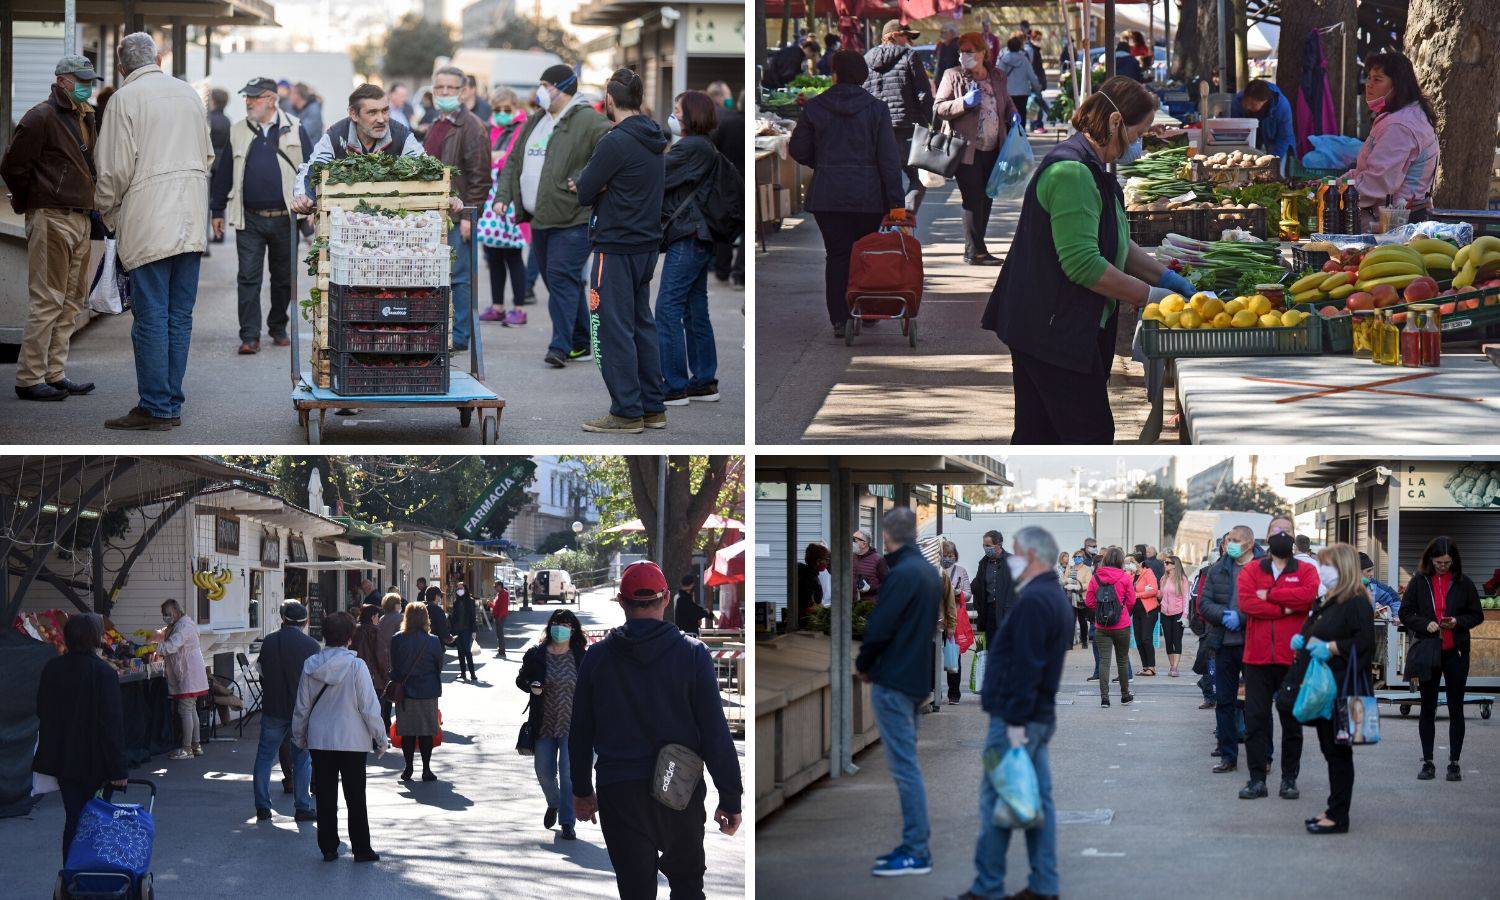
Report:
288,174,505,444
1374,692,1494,719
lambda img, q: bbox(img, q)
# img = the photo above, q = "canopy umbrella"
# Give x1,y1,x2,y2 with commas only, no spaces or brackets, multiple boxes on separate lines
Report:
601,514,745,534
704,540,746,587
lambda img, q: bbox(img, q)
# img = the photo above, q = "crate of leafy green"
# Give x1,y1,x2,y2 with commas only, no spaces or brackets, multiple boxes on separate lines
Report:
788,74,831,96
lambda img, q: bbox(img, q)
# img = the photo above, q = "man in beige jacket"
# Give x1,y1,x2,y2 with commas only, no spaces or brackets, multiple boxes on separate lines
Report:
94,32,214,431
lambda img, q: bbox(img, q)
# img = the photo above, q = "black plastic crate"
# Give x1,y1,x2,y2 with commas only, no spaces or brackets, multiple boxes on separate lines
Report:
1195,206,1269,239
330,353,450,396
1291,245,1332,274
1127,209,1194,247
329,284,450,324
332,321,447,354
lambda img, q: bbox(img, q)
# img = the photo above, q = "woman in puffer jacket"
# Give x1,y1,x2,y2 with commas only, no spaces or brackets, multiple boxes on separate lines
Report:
997,34,1042,133
1085,546,1136,707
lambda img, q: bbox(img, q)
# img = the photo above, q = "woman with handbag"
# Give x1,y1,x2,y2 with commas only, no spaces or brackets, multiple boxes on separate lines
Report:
477,88,531,326
351,604,391,734
516,609,588,839
388,602,444,782
932,32,1017,266
1398,536,1485,782
787,49,904,339
1293,544,1375,835
939,539,973,704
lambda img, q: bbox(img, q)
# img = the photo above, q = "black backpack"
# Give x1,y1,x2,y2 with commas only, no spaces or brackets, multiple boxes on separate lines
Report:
1095,579,1124,628
699,152,744,244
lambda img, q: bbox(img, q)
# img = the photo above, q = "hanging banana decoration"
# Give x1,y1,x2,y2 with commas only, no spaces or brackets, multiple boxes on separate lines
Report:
193,566,234,601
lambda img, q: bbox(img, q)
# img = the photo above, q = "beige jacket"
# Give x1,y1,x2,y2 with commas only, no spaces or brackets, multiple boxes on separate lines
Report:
223,110,304,230
94,65,214,270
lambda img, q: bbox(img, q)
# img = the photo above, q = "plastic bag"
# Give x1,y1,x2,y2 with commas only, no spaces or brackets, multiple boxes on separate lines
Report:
984,744,1042,829
986,119,1035,200
918,169,947,189
87,238,127,315
1293,655,1336,723
968,634,987,693
1303,134,1363,170
943,638,960,673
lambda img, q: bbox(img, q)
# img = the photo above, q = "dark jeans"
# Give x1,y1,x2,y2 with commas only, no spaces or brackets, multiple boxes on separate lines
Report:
1243,662,1302,780
526,244,540,292
1215,644,1246,764
655,238,718,394
1314,716,1355,826
894,127,925,213
130,252,201,418
483,244,527,307
235,213,293,341
1133,607,1159,669
310,749,371,856
598,779,707,900
58,777,101,864
447,223,473,348
955,147,1000,255
455,629,475,675
592,249,664,420
1418,647,1471,762
812,211,884,327
534,224,591,357
1010,319,1116,444
1162,615,1184,655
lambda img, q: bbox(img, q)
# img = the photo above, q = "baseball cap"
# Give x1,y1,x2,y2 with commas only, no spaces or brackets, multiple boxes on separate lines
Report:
239,77,278,97
882,20,921,39
619,561,668,604
1358,552,1374,570
280,600,309,623
55,55,100,82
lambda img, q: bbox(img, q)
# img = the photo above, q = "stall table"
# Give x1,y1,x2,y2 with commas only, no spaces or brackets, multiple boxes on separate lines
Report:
118,671,176,767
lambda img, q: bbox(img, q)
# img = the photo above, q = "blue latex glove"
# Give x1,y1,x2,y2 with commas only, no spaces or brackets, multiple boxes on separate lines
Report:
1156,268,1195,297
962,87,981,109
1307,638,1332,662
1222,610,1241,631
1290,634,1306,652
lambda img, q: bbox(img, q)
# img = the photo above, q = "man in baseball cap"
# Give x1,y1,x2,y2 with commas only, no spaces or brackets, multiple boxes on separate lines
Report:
570,560,742,896
251,598,320,821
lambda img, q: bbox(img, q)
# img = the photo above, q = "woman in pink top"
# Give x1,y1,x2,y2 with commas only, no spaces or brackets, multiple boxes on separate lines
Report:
1348,52,1439,231
1085,547,1136,707
1159,555,1191,677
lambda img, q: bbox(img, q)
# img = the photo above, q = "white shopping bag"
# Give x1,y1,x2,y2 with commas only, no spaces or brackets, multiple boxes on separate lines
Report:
919,169,947,189
87,238,126,315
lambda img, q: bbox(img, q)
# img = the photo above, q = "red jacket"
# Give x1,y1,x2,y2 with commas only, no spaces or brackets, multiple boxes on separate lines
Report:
491,587,510,621
1237,557,1319,665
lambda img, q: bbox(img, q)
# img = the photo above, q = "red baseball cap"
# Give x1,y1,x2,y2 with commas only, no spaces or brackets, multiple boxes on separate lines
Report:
619,561,668,603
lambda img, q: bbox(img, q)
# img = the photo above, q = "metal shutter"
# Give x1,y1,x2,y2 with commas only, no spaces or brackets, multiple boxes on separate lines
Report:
755,495,829,610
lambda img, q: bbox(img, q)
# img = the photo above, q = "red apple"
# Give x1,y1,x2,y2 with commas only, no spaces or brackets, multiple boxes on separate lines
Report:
1319,305,1341,318
1402,277,1439,302
1322,259,1343,273
1371,284,1401,308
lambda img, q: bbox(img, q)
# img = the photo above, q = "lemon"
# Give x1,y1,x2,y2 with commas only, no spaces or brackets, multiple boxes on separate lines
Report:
1224,298,1246,316
1160,294,1186,315
1231,310,1258,328
1280,309,1307,327
1190,291,1215,311
1249,294,1273,317
1201,297,1226,319
1180,310,1203,329
1162,310,1183,328
1259,312,1282,328
1211,312,1232,328
1143,303,1163,321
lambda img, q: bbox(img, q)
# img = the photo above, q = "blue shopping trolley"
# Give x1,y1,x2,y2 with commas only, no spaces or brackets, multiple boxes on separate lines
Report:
54,779,156,900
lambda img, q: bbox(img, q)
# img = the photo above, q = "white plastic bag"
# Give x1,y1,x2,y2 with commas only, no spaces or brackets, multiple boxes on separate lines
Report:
87,238,126,315
919,169,947,189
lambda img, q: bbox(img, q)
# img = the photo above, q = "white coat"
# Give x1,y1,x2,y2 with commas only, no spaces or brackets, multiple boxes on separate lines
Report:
291,647,388,754
156,614,208,698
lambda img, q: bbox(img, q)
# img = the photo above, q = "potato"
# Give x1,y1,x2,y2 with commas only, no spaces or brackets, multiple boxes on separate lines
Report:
1256,155,1277,166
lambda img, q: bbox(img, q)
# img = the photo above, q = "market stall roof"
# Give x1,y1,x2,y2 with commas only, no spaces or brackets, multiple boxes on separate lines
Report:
284,559,387,571
756,454,1010,487
0,456,271,513
8,0,279,26
443,539,509,561
329,515,390,540
572,0,737,27
1287,455,1479,490
195,486,345,538
602,514,745,534
381,527,450,544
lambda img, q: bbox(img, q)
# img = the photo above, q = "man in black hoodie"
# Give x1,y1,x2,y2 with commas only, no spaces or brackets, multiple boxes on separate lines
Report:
574,68,670,435
863,19,933,213
570,561,742,898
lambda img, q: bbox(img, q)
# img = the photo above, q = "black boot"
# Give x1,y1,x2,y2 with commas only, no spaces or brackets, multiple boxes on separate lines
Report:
1239,779,1268,799
1279,777,1300,799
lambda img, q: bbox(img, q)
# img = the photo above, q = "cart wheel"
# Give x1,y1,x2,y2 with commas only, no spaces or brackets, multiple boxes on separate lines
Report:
306,417,321,445
460,408,473,428
479,415,493,445
53,874,66,900
141,873,154,900
908,319,918,348
1400,704,1411,716
853,318,862,336
844,326,854,347
1483,704,1492,720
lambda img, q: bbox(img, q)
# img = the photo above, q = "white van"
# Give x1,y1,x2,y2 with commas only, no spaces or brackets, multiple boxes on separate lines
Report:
528,569,577,604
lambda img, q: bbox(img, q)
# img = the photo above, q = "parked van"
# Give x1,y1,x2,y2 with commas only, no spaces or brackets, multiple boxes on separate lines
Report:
528,569,577,604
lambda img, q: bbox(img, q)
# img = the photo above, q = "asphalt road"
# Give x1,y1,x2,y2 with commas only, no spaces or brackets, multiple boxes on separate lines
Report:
0,235,744,445
6,586,745,898
755,134,1178,444
757,631,1498,899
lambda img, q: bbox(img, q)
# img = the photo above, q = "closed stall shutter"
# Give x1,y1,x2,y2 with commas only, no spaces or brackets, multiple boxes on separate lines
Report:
755,495,830,612
12,38,64,125
1399,512,1500,589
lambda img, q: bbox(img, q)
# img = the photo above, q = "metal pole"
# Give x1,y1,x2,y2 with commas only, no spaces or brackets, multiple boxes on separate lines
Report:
1081,0,1092,98
1164,0,1171,81
468,206,484,380
1104,0,1115,80
1216,0,1228,94
1,0,13,154
786,475,798,632
204,26,212,78
64,0,76,56
656,456,668,568
288,211,301,384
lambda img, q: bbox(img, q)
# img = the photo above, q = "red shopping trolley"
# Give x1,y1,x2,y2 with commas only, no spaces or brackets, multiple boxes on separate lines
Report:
844,216,924,347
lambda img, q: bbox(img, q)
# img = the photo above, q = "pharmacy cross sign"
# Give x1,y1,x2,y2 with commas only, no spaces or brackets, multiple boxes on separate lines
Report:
459,459,537,537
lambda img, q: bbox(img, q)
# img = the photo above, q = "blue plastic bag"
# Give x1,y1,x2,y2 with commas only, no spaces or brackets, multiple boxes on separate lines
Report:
943,638,960,673
986,118,1035,200
66,794,154,876
983,744,1042,829
1303,134,1363,170
1293,655,1336,723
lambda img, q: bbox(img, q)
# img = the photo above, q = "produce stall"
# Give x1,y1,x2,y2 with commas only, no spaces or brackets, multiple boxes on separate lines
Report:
289,157,505,444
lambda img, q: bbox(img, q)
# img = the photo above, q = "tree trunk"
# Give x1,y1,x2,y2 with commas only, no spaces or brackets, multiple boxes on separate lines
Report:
625,457,732,591
1170,0,1203,83
1275,0,1358,138
1406,0,1500,208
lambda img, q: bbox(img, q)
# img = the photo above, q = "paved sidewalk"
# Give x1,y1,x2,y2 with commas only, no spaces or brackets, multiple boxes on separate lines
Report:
5,587,745,898
755,138,1179,444
0,240,743,445
757,632,1498,898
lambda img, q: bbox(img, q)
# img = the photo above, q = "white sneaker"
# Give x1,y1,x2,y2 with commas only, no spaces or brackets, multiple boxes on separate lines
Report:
169,749,193,760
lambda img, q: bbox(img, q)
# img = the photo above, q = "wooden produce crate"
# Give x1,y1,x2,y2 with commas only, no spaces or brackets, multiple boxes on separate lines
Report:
1472,612,1500,679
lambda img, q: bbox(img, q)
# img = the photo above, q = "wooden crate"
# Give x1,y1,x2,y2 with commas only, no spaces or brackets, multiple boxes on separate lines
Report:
1473,613,1500,679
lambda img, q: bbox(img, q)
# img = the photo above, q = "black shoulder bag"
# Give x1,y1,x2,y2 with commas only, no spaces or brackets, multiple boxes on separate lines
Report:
382,637,428,705
516,650,539,756
616,653,703,811
908,76,971,176
1275,600,1330,717
1402,574,1443,685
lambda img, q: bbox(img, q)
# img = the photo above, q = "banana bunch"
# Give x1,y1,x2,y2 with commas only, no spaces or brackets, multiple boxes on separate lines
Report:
1289,269,1357,305
1354,243,1427,292
1409,237,1457,275
1451,236,1500,290
193,566,234,601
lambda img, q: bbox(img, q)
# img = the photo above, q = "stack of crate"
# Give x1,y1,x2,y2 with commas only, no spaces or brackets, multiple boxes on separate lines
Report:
310,171,454,394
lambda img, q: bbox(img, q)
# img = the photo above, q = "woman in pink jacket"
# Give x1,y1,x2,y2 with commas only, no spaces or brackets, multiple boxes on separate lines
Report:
1085,547,1136,707
1348,52,1438,231
1159,555,1192,677
154,599,208,760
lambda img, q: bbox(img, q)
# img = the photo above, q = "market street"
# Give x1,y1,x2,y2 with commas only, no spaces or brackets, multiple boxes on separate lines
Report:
757,631,1498,898
755,140,1178,444
6,584,746,898
0,236,744,445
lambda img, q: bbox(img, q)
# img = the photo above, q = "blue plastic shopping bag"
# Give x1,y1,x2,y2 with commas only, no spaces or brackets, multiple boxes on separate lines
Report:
986,118,1036,200
66,793,154,876
1293,655,1336,723
943,638,960,673
983,744,1042,829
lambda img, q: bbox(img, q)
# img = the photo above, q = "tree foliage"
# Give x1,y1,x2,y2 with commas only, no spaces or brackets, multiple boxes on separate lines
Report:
1128,478,1187,543
381,14,456,83
1208,479,1290,518
485,15,580,61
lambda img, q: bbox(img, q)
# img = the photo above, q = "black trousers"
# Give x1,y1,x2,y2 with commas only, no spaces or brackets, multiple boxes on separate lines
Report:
954,147,1000,255
1243,663,1302,780
379,698,392,736
1314,717,1354,826
598,779,707,900
483,244,528,307
455,629,475,675
947,669,961,701
894,127,925,213
1010,316,1116,444
1133,606,1159,669
1161,615,1185,655
1418,646,1471,762
1075,606,1091,646
58,777,101,864
813,211,885,327
592,250,664,420
235,212,294,342
310,749,371,856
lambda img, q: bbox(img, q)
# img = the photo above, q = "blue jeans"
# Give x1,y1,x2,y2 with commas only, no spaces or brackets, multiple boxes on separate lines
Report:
526,243,540,291
130,252,200,418
533,224,591,357
448,224,473,349
654,238,717,394
1215,643,1246,763
533,736,576,827
871,683,929,859
972,719,1058,898
253,714,312,812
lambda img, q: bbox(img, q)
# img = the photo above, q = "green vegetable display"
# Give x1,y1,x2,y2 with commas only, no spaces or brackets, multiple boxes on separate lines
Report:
311,153,452,187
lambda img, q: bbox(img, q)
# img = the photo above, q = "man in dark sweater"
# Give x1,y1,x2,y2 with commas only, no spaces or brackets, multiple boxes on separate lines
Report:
974,529,1017,643
970,527,1072,899
570,561,742,898
574,67,670,435
252,600,319,821
673,574,712,636
855,506,941,878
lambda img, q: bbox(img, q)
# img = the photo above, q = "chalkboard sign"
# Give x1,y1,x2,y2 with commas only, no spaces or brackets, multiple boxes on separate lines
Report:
215,515,240,554
260,531,281,567
287,533,309,563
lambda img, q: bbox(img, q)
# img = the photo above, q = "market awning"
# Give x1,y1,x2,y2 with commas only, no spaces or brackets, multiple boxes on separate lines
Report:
705,540,745,587
195,486,344,538
0,456,270,514
285,560,386,572
8,0,279,27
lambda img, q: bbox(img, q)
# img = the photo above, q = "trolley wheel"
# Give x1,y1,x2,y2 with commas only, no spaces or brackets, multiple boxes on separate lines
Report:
480,414,494,445
306,416,321,445
1400,704,1411,716
853,318,862,336
460,407,473,428
53,874,66,900
141,872,154,900
907,319,918,347
1483,704,1492,720
844,325,854,347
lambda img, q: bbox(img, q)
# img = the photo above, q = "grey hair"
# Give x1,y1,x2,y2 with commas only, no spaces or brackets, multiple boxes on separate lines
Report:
1013,526,1059,567
490,86,519,106
1229,524,1256,543
433,65,465,84
881,506,917,547
118,32,158,73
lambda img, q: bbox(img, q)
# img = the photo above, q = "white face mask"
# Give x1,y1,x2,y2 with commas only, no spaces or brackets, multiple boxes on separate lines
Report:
668,114,683,136
1006,554,1028,581
959,52,979,70
536,86,552,110
1317,564,1339,589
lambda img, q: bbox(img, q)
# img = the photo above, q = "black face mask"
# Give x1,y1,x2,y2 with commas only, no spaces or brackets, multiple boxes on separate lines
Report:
1267,532,1294,560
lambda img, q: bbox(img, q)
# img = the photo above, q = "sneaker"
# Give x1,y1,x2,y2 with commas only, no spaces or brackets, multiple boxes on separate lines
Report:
1418,761,1436,780
643,411,667,430
14,383,69,402
1121,693,1135,705
503,309,527,326
875,848,905,865
871,853,931,877
1447,763,1462,782
1199,699,1216,709
687,381,720,402
105,406,174,431
46,377,95,395
478,307,504,321
295,809,317,822
192,745,204,757
1086,674,1099,682
664,390,690,406
567,347,593,361
256,807,272,821
1101,698,1111,708
583,413,644,434
168,749,193,760
1238,780,1268,799
560,826,576,840
544,352,566,368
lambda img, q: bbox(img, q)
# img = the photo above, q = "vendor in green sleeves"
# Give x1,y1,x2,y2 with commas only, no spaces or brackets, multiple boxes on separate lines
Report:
981,76,1193,444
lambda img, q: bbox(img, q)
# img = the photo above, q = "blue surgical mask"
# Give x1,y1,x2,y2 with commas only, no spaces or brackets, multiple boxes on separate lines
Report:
1361,576,1372,586
434,95,461,113
984,546,999,558
549,625,572,644
493,110,516,126
1225,542,1245,560
1118,137,1144,164
1073,556,1083,564
941,557,954,569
